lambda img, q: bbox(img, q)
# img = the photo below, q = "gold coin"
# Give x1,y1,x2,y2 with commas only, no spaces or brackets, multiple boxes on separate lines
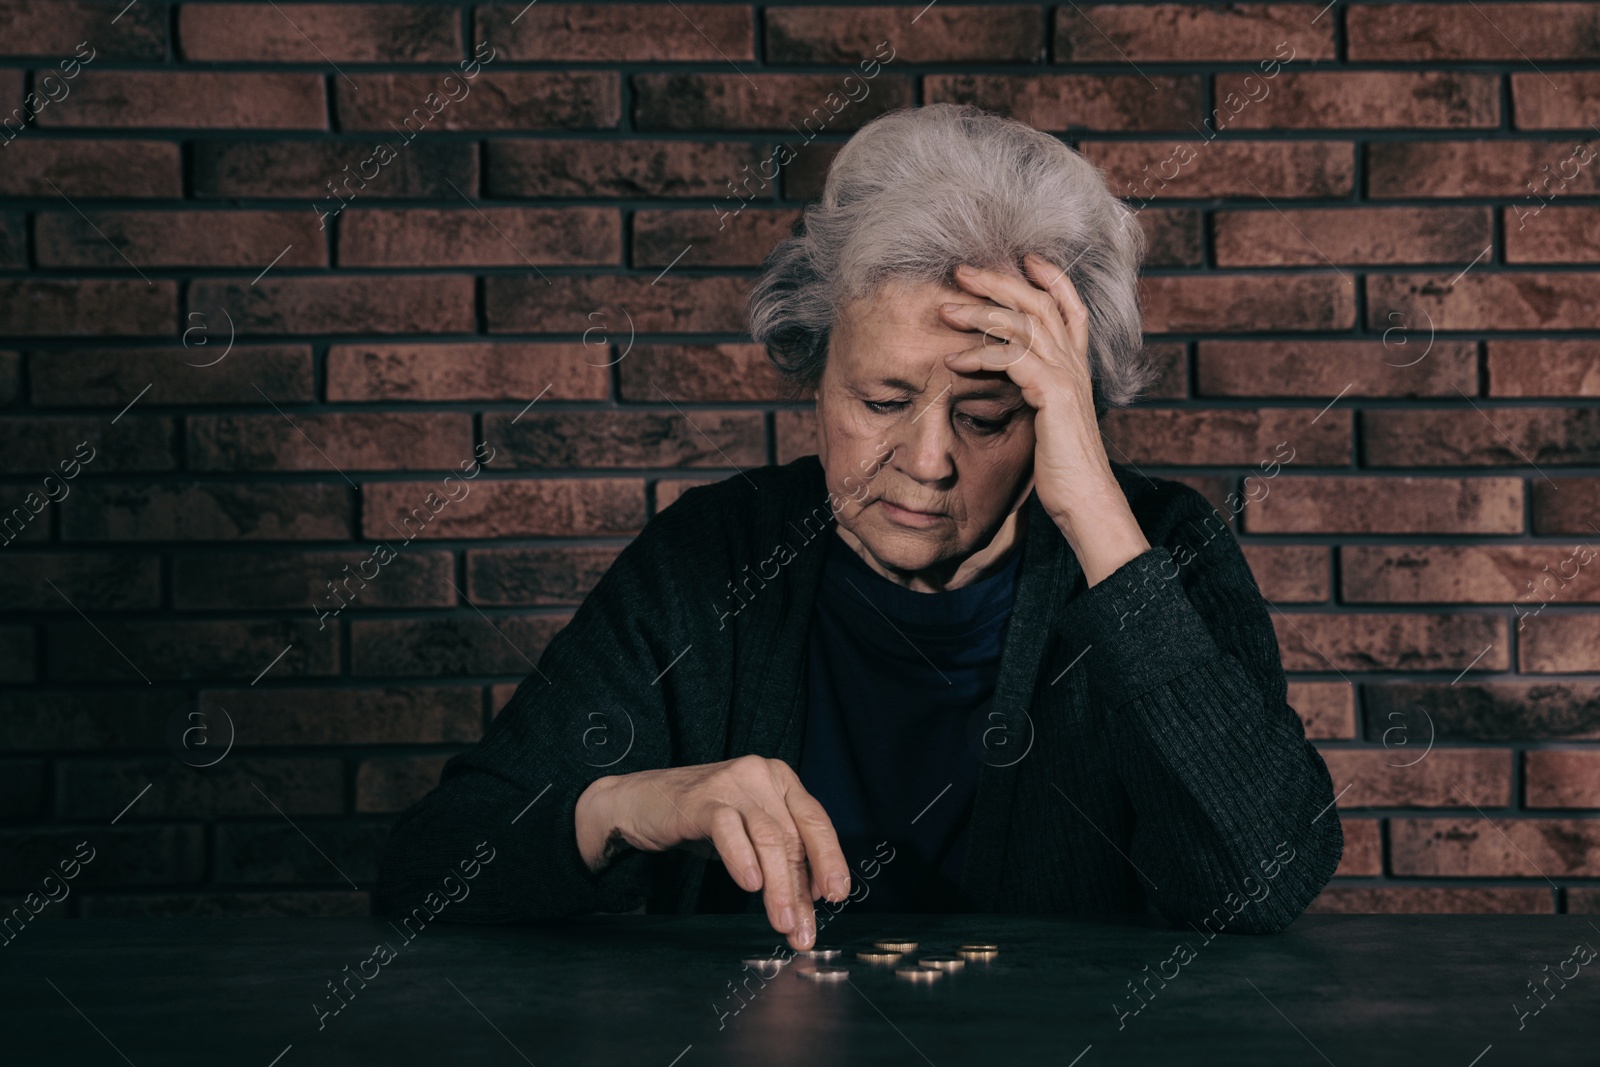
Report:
958,947,999,961
874,939,918,953
959,942,998,952
919,955,966,971
798,966,850,981
855,950,903,964
798,946,842,959
895,966,942,982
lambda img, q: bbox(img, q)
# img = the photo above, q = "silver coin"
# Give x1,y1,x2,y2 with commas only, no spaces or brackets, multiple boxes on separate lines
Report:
798,946,842,959
895,966,942,982
798,966,850,981
919,955,966,972
742,957,784,975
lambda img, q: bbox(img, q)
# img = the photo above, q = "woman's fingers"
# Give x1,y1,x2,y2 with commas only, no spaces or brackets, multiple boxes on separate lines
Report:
706,804,762,893
950,258,1076,357
781,780,852,904
742,806,815,950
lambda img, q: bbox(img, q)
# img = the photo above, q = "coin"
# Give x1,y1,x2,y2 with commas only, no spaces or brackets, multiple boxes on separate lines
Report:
959,942,998,952
895,966,942,982
957,946,999,961
742,956,785,975
798,946,842,959
798,966,850,981
855,950,903,964
874,939,918,952
919,955,966,971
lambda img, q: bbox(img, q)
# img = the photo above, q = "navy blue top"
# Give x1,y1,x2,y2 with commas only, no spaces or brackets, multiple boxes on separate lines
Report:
799,528,1024,912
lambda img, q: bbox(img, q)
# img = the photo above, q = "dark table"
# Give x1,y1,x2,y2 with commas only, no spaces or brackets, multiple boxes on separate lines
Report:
3,913,1597,1065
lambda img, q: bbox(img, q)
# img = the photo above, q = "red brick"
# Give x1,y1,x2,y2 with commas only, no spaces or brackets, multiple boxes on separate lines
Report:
1512,72,1600,130
925,74,1201,131
215,821,387,884
633,209,800,269
484,411,765,469
187,412,473,472
351,615,567,677
485,275,749,334
1288,680,1355,740
617,343,792,403
180,3,461,62
1240,544,1328,603
1392,818,1600,877
1244,476,1522,535
61,481,352,542
204,686,482,745
1137,342,1189,398
1525,750,1600,808
1308,887,1553,914
0,415,173,474
35,210,325,269
776,408,816,464
355,755,450,813
39,72,326,129
81,892,369,918
487,139,770,199
1520,616,1600,673
482,3,755,61
1369,140,1600,198
1195,340,1477,397
0,758,45,819
1342,545,1600,604
339,207,619,267
29,346,314,406
1076,140,1354,199
1216,71,1498,129
1318,748,1510,807
0,827,203,890
781,142,840,201
56,758,344,819
0,140,180,197
362,478,645,539
1100,408,1350,466
1349,3,1600,61
1056,5,1332,62
1364,682,1600,742
338,72,619,130
0,2,166,57
1141,274,1355,333
1372,272,1600,332
1273,613,1507,673
1505,205,1600,263
188,276,474,335
0,689,179,751
1531,477,1600,534
0,279,176,337
195,139,476,199
770,6,1040,62
1334,818,1381,876
0,628,35,684
467,546,623,606
655,478,714,512
172,549,456,611
1363,408,1600,466
0,552,158,610
1488,341,1600,397
1139,210,1203,269
328,343,608,402
0,213,23,268
1214,207,1491,267
0,350,21,406
634,73,914,131
44,618,338,682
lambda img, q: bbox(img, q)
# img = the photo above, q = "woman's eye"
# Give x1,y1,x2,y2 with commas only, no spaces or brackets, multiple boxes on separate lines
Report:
864,400,909,415
959,413,1006,435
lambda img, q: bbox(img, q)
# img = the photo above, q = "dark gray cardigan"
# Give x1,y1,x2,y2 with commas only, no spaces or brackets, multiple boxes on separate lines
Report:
375,454,1343,934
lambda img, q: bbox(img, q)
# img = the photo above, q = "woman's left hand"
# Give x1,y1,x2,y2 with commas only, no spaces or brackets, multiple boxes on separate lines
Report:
939,252,1151,585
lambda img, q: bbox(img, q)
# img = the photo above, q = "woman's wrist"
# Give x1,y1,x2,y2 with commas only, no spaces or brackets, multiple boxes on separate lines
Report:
574,775,626,874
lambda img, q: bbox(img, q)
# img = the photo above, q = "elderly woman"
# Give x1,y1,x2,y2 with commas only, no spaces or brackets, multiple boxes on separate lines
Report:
376,102,1342,949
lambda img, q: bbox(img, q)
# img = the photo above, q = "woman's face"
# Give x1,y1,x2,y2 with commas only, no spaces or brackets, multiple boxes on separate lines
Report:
815,275,1038,579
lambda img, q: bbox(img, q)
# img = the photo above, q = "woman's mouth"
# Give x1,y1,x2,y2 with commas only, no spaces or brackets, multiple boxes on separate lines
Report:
879,499,947,527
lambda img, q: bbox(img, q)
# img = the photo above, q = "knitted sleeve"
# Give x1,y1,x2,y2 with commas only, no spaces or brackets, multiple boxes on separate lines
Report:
372,482,741,924
1053,484,1343,933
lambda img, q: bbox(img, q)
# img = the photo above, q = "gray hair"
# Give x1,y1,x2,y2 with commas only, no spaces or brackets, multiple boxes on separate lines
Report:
747,102,1157,418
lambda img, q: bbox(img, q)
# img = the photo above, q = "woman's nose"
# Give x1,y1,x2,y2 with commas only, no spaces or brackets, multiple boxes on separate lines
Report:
891,401,956,485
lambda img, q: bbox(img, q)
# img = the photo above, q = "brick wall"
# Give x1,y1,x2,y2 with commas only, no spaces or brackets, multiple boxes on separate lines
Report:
1,1,1598,919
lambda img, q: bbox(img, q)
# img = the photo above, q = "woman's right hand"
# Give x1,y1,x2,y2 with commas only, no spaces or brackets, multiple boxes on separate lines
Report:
574,755,851,951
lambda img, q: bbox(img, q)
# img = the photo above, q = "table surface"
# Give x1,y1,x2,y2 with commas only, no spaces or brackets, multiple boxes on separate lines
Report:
4,913,1598,1066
